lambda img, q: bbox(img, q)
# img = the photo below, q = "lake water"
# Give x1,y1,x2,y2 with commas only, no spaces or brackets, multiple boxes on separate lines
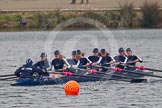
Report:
0,29,162,108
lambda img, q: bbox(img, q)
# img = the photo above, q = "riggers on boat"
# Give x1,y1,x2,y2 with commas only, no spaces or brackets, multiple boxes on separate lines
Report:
10,70,153,86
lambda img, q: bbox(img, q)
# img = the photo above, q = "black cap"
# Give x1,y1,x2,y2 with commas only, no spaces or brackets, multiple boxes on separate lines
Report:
76,50,81,54
118,48,124,52
26,58,33,65
40,52,47,57
72,50,77,55
93,48,99,53
54,50,60,55
101,49,106,53
126,48,132,51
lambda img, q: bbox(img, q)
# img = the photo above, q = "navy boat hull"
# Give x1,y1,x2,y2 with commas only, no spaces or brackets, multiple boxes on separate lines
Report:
11,73,103,86
11,70,152,86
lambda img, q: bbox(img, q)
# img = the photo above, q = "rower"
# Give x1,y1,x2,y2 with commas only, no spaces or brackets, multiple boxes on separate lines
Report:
76,50,90,69
126,48,143,70
100,49,115,72
114,48,127,69
50,50,71,78
67,50,80,68
87,48,102,65
33,52,51,76
87,48,102,70
14,58,33,77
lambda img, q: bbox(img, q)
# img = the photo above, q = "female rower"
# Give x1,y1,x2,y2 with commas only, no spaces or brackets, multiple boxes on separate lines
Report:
100,49,115,72
114,48,127,69
33,52,51,76
87,48,102,65
87,48,102,70
76,50,90,69
125,48,143,70
67,50,80,68
50,50,70,78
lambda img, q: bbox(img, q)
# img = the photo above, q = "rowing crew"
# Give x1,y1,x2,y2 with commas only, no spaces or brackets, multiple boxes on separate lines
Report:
14,48,143,78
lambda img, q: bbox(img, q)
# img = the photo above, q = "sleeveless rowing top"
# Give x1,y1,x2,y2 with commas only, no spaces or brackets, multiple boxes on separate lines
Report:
127,55,143,66
114,55,127,69
67,59,80,68
87,55,102,64
79,57,89,66
51,58,65,70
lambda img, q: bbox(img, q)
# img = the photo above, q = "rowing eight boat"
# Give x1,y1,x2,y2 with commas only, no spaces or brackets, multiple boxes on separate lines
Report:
10,69,153,86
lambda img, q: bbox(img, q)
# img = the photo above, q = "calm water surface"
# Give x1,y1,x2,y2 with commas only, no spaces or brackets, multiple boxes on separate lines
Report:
0,29,162,108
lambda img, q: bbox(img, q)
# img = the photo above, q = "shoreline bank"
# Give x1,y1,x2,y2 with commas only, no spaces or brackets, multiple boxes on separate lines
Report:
0,10,162,31
1,0,162,31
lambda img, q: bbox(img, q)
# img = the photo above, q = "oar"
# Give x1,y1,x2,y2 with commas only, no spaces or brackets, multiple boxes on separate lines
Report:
111,67,162,79
143,67,162,72
93,65,162,78
48,66,147,83
118,63,162,72
0,76,17,81
0,74,15,78
54,72,146,83
68,67,147,83
143,68,162,72
74,67,130,79
127,65,162,73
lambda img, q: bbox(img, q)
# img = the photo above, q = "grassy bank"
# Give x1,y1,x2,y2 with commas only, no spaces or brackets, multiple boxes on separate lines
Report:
0,2,162,31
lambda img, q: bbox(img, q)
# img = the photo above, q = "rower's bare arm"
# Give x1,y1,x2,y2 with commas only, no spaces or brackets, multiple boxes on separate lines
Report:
108,61,115,65
51,66,55,73
60,66,67,71
127,59,141,64
114,62,120,65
